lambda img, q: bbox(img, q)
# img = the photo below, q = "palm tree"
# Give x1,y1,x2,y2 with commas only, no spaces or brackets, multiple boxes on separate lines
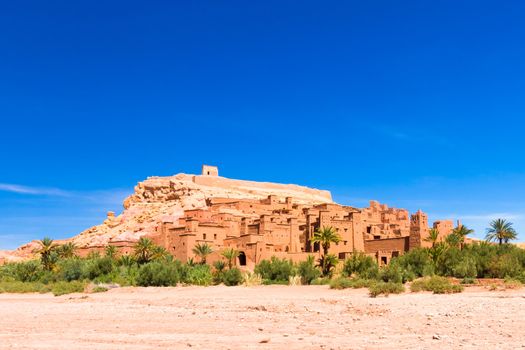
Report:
192,243,213,264
311,226,341,256
222,248,239,269
485,218,518,245
35,237,57,270
133,237,155,264
445,232,462,249
151,245,170,261
104,245,118,259
58,242,77,259
317,254,339,277
452,224,474,249
424,228,440,247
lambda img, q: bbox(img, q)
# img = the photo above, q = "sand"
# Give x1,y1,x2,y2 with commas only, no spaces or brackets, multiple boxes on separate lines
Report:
0,285,524,349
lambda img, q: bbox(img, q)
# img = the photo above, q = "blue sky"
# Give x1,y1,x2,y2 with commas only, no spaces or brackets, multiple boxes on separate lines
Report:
1,1,525,249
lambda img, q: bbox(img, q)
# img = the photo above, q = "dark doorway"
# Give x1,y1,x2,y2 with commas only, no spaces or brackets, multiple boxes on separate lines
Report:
238,251,247,266
381,256,388,265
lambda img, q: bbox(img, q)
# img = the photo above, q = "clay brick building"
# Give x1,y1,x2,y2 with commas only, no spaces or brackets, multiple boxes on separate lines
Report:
151,167,454,268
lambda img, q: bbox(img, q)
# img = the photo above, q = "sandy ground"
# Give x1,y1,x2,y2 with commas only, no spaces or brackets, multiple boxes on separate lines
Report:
0,285,524,350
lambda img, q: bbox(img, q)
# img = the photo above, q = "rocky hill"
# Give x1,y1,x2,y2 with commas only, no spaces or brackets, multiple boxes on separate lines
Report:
1,172,332,262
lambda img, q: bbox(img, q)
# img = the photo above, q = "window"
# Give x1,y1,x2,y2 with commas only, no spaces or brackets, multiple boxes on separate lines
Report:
366,226,372,234
203,233,207,240
373,235,381,240
214,234,217,239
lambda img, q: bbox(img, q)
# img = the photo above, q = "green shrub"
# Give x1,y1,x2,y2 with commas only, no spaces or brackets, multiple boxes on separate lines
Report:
51,281,86,296
136,261,180,286
254,257,295,284
0,281,51,293
394,248,433,278
329,277,372,290
222,268,244,286
342,253,379,279
83,257,114,280
12,260,43,282
57,258,85,281
452,256,477,278
183,264,213,286
297,256,320,285
92,286,109,293
503,277,523,289
368,281,405,297
310,277,331,285
460,277,477,285
410,276,463,294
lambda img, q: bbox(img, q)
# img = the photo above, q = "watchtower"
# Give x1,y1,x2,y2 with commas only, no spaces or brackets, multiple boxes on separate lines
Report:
201,165,219,176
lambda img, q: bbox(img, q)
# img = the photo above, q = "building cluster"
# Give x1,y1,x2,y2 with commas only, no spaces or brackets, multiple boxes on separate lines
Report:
151,167,454,268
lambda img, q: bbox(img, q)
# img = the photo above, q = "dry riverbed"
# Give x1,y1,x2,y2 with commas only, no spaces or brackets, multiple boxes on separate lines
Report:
0,285,524,349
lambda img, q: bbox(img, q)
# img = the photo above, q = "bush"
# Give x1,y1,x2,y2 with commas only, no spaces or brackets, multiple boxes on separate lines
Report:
222,268,244,286
0,281,50,293
394,248,433,278
342,253,379,279
368,281,405,297
452,256,477,278
243,272,262,286
410,276,463,294
254,257,295,284
329,277,372,290
51,281,86,296
136,261,180,286
183,264,213,286
460,277,477,285
297,256,320,285
12,260,43,282
310,277,331,285
503,277,523,289
58,259,85,281
83,257,114,280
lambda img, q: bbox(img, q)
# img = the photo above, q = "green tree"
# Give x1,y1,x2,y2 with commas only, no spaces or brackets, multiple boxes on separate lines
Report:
311,226,341,256
104,245,118,259
485,219,518,245
133,237,155,264
192,243,213,264
425,228,440,247
317,254,339,277
57,242,77,259
35,237,58,270
452,225,474,249
221,248,239,269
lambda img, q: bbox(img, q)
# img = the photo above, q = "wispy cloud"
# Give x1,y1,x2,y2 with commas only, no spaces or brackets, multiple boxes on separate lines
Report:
0,183,71,196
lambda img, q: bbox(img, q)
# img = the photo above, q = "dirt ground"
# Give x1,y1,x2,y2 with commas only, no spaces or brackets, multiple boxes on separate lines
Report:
0,285,524,349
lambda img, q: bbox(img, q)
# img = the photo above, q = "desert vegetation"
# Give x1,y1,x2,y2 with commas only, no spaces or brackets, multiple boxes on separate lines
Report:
0,221,523,296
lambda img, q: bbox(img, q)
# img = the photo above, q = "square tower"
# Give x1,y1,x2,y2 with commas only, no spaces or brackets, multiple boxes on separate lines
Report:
201,165,219,176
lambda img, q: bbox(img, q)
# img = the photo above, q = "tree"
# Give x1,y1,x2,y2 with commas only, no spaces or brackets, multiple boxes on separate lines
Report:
57,242,77,259
311,226,341,256
151,245,170,261
452,225,474,249
133,237,155,264
445,232,462,249
104,245,118,259
35,237,57,270
424,228,440,248
192,243,213,264
485,219,518,245
317,254,339,277
222,248,239,269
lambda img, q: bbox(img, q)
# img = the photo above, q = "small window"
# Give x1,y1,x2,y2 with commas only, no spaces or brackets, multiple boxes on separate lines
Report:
367,226,372,234
373,235,380,240
214,234,217,239
203,233,207,240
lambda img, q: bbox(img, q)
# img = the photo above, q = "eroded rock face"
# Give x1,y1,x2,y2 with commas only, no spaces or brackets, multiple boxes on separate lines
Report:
2,173,332,261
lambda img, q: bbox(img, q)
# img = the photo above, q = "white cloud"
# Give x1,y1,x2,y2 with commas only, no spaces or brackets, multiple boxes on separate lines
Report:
0,183,71,196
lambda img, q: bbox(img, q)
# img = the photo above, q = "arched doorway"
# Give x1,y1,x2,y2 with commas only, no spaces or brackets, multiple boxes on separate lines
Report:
238,251,247,266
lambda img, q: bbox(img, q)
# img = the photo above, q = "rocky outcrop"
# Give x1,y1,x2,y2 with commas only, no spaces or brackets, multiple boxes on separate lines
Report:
2,173,332,261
